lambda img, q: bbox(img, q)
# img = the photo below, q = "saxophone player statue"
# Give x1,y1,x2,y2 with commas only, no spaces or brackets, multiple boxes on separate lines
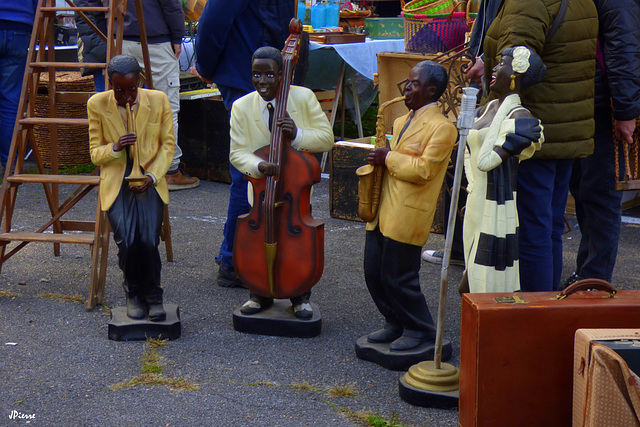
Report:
355,60,458,370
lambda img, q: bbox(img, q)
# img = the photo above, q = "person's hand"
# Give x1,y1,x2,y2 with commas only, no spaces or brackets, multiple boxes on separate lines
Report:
258,161,279,176
614,119,636,145
172,43,182,59
189,66,213,85
114,133,136,152
277,116,298,140
466,57,484,86
130,176,153,193
367,147,390,166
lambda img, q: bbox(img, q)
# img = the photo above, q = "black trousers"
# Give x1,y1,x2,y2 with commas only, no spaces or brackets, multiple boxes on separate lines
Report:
106,176,164,304
364,228,436,339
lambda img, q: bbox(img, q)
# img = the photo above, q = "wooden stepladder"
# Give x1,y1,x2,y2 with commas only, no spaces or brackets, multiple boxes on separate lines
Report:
0,0,172,309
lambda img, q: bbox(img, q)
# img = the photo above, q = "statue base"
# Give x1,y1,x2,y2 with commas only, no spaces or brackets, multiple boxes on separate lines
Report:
398,375,459,408
354,335,452,371
108,303,181,341
232,300,321,338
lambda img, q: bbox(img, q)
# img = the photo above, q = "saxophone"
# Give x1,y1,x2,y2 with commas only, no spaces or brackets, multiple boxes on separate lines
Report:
356,96,406,222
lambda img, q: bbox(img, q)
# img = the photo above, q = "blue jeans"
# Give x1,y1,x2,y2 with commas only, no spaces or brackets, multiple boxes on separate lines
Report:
217,85,251,269
93,71,106,92
517,158,574,291
569,107,623,282
0,29,31,167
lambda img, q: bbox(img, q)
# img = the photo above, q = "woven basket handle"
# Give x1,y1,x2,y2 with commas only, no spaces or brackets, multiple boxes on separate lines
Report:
557,278,617,299
452,1,471,26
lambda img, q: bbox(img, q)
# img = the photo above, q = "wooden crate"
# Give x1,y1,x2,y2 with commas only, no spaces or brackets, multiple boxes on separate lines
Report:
377,50,472,132
330,139,373,222
329,139,445,233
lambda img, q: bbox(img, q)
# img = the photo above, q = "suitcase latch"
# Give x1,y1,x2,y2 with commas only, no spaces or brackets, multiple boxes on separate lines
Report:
495,295,529,304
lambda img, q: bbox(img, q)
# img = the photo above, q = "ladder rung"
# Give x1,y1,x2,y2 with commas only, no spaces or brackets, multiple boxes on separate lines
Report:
19,118,89,126
40,7,109,13
31,62,107,70
60,220,97,233
7,174,99,185
0,232,95,245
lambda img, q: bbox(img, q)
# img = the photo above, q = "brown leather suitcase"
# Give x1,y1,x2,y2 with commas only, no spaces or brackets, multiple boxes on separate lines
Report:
573,329,640,427
459,280,640,427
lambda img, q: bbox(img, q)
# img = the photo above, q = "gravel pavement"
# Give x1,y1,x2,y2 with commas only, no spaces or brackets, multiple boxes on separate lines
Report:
1,174,639,427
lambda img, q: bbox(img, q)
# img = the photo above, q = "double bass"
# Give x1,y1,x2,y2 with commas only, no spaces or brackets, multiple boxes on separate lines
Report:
232,19,324,299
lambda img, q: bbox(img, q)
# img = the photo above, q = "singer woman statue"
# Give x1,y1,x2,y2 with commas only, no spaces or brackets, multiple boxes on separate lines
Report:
462,46,546,293
88,55,175,321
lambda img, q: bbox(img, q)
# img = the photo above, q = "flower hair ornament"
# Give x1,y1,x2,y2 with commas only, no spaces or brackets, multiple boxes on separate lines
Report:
511,46,531,74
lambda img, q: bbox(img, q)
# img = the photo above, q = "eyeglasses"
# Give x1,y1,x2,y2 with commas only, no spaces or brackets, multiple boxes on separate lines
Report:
397,79,408,95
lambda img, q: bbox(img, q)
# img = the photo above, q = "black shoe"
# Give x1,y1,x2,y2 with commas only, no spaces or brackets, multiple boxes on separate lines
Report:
293,301,313,319
390,335,427,352
558,272,583,291
240,296,274,315
126,295,147,320
367,327,403,343
217,264,244,288
148,303,166,322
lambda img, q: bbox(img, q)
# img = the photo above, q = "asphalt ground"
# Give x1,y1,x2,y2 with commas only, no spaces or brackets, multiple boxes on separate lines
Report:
1,173,639,427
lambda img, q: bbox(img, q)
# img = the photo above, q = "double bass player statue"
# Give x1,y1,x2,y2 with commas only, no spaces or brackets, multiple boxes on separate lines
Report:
229,20,334,336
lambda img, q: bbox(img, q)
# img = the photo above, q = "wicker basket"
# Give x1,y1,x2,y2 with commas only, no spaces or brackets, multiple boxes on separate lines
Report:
403,11,470,54
402,0,456,15
34,72,94,168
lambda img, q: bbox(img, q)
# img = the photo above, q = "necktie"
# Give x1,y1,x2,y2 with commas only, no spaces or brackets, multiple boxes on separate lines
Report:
267,103,274,132
396,110,415,143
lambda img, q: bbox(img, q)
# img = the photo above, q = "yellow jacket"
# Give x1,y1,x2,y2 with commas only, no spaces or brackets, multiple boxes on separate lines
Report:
88,88,175,211
366,105,457,246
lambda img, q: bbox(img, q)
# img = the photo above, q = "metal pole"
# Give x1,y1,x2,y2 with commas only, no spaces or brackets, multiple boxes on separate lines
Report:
434,86,479,369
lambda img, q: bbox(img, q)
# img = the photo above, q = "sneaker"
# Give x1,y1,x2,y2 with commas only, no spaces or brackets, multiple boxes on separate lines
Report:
165,166,199,191
217,263,244,288
558,272,583,291
422,249,464,266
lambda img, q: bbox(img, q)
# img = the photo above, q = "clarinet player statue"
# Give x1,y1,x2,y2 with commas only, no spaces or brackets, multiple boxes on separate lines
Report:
88,55,180,340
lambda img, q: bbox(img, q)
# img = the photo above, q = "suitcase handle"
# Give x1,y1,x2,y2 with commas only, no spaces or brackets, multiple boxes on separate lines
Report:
557,279,617,299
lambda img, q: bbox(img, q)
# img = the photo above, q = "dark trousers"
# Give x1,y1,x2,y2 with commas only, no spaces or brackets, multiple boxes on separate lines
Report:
517,158,574,291
107,176,164,304
217,85,251,270
364,228,436,339
0,28,31,166
569,107,623,282
442,152,467,260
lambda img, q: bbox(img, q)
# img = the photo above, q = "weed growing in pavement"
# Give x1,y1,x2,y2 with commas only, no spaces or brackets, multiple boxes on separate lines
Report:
38,292,84,303
110,338,199,392
367,411,407,427
327,383,357,398
288,381,321,392
326,402,408,427
0,290,22,297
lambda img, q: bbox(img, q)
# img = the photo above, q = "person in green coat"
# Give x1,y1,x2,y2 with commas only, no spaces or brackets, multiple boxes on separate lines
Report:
481,0,598,291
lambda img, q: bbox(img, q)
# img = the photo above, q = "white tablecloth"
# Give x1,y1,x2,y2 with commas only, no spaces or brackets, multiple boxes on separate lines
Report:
309,38,405,81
